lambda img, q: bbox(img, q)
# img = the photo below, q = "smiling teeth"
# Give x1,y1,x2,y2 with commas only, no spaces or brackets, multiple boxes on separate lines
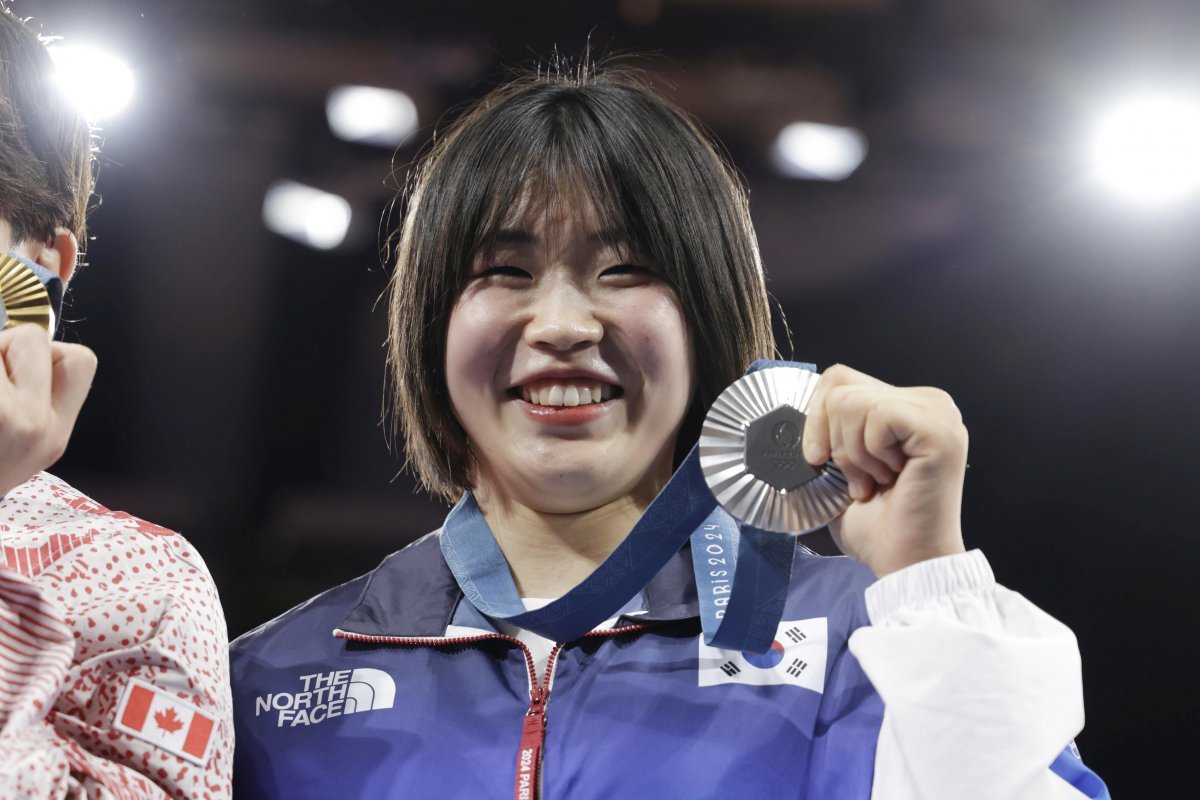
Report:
523,382,612,406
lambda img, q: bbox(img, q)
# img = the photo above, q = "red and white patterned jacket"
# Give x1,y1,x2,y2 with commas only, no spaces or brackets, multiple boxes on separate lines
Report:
0,472,232,799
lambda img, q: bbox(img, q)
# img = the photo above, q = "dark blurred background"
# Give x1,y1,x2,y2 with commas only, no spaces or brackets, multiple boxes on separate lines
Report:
13,0,1200,795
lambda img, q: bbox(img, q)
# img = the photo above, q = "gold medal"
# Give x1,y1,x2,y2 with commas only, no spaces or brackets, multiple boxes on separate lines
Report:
700,366,851,534
0,253,55,333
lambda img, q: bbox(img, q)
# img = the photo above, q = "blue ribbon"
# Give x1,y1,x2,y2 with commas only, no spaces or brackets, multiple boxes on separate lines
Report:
440,360,816,653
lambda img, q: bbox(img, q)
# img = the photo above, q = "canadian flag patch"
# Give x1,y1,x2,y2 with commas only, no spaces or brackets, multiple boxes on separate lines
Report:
113,678,217,766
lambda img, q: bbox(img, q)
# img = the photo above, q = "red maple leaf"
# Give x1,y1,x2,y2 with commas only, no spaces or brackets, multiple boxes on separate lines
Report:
153,708,184,734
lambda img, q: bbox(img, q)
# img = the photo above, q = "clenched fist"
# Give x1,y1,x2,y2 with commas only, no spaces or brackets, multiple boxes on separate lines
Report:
0,324,97,497
802,364,969,577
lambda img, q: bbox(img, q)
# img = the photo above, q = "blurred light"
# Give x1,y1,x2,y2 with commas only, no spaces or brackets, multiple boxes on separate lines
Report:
262,180,352,250
47,42,135,120
1090,91,1200,206
619,0,663,27
771,122,868,181
326,85,418,147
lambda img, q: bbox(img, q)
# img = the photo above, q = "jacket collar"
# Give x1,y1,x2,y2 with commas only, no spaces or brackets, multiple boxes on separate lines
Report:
337,530,699,639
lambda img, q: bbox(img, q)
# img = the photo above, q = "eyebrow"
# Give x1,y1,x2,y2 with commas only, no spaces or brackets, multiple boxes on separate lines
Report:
492,228,536,246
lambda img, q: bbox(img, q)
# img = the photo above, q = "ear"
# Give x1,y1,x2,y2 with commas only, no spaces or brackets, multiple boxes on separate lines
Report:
33,227,80,285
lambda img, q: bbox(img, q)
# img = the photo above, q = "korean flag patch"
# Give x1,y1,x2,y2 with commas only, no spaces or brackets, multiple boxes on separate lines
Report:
698,617,828,693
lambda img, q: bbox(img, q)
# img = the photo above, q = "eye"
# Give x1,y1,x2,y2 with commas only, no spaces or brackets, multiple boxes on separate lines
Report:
476,265,532,280
600,263,654,284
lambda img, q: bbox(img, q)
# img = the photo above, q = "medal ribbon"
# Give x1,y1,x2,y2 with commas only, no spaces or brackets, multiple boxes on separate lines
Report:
440,360,814,653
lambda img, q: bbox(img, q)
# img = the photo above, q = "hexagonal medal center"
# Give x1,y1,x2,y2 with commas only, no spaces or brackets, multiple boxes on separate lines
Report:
744,405,819,491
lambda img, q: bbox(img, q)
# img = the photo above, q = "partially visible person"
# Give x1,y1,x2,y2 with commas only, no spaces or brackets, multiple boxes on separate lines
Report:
231,63,1107,799
0,6,232,797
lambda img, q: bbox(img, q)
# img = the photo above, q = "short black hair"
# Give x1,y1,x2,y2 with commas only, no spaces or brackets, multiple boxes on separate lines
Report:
0,5,93,246
388,62,776,502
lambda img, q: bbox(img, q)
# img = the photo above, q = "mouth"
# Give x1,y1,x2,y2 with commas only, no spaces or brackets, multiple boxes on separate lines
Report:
510,378,624,407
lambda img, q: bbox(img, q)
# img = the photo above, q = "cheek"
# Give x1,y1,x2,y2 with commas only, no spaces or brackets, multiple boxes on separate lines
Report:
615,290,696,403
643,296,694,375
445,293,505,415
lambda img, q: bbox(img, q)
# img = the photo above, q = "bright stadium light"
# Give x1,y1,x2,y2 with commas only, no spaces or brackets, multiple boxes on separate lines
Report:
47,42,135,120
262,180,352,251
1090,91,1200,206
326,85,418,147
771,122,868,181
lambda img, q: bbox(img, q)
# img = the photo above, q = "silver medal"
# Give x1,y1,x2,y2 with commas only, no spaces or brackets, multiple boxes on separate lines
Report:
699,366,851,534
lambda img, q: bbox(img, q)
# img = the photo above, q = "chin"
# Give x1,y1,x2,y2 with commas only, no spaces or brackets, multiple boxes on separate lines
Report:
486,461,629,514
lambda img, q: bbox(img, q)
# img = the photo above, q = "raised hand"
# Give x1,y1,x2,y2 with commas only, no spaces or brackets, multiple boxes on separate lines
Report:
0,324,97,497
802,364,968,577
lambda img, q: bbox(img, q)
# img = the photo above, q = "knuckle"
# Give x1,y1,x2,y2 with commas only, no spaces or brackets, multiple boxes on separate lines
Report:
826,385,853,411
918,385,955,407
823,363,851,382
13,413,41,438
950,421,969,449
60,342,97,364
49,433,70,463
9,425,41,453
933,419,968,455
74,348,99,377
867,394,892,416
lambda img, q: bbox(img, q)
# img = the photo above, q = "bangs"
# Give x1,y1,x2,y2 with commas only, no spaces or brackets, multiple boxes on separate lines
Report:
434,84,682,285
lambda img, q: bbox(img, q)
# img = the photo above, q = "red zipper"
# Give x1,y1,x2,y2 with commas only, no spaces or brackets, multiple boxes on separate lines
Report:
515,683,545,800
333,629,515,647
515,643,562,800
335,622,654,800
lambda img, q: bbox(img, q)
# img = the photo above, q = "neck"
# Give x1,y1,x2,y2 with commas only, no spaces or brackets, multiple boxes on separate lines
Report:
472,487,655,599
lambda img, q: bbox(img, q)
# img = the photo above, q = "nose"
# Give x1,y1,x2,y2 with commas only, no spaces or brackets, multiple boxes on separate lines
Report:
524,276,603,352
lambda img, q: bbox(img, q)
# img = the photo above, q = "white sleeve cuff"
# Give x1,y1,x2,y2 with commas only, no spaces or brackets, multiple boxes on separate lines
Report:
865,549,994,625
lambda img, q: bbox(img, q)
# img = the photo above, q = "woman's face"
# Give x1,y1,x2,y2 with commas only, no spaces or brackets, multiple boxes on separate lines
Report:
444,195,695,515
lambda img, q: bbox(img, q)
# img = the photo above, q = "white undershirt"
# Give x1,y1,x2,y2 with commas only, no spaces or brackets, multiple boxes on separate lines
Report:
494,598,558,681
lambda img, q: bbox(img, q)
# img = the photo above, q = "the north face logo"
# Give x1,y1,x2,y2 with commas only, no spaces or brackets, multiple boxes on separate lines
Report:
254,668,396,727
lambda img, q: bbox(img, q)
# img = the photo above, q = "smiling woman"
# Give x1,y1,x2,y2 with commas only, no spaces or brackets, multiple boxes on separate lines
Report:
230,59,1107,800
389,67,775,508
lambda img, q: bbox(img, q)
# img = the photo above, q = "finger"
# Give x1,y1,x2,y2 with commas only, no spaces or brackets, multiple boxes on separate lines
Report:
802,385,831,467
869,391,965,465
3,324,52,401
862,399,907,474
0,327,22,394
48,343,97,427
826,398,876,500
815,363,891,392
839,399,898,487
833,449,877,502
825,393,892,501
803,364,890,467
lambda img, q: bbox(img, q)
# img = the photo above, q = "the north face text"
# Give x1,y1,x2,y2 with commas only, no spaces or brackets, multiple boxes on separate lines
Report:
254,668,395,727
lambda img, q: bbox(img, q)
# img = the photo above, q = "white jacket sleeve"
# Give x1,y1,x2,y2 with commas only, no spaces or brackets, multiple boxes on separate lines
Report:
0,566,171,798
848,549,1093,800
0,472,234,799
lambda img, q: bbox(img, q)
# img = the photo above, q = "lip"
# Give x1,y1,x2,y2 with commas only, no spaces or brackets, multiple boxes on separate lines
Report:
509,368,622,392
516,397,615,426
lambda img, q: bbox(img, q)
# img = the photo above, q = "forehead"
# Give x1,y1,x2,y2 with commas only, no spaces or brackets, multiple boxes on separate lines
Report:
484,182,633,255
